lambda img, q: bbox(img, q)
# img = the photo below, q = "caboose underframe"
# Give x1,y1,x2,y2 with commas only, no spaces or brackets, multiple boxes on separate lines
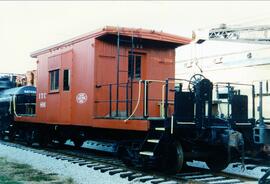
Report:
6,76,245,173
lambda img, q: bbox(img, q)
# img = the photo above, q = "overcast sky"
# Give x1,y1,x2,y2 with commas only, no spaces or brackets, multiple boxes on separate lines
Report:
1,1,270,74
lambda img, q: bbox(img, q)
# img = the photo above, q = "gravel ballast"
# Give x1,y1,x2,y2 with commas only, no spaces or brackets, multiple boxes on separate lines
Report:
0,143,141,184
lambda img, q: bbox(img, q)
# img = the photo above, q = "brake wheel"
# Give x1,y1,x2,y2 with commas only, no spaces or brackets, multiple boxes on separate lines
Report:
188,74,205,92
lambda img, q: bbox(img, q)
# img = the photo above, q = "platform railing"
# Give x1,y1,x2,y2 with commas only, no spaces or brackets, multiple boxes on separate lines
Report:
213,82,255,121
13,94,36,117
94,78,190,121
95,81,140,118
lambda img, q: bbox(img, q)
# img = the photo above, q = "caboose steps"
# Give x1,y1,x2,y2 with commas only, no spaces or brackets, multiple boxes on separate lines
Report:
139,119,167,158
139,151,154,156
147,139,159,143
177,122,195,125
154,127,165,131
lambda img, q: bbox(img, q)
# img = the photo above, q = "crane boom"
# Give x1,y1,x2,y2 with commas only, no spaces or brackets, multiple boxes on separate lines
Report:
209,24,270,44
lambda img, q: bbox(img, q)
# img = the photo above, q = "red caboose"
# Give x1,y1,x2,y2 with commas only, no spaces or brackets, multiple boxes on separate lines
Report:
16,26,190,131
13,26,192,172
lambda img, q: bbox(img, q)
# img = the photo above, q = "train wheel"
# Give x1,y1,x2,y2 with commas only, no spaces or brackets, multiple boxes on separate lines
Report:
8,134,15,142
118,146,133,167
25,130,35,146
160,140,184,173
0,131,4,140
7,130,15,142
57,138,67,147
38,137,48,147
38,132,48,147
73,139,84,148
206,149,229,172
37,126,53,147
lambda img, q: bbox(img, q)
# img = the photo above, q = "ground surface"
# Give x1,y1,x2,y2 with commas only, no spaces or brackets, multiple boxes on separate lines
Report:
0,157,74,184
0,143,140,184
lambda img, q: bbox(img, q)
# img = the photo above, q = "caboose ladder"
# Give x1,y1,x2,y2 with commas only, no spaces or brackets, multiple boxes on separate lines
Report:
115,29,135,117
139,120,166,157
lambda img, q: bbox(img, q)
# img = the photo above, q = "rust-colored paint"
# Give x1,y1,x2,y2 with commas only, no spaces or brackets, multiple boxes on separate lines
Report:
16,26,191,131
94,39,176,117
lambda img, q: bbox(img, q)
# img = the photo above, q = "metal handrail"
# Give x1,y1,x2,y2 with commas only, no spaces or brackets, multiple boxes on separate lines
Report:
124,80,143,122
96,81,139,87
214,82,256,119
96,79,185,121
215,82,254,87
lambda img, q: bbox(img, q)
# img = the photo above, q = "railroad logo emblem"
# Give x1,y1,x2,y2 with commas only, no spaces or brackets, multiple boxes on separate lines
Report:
76,93,88,104
40,102,46,108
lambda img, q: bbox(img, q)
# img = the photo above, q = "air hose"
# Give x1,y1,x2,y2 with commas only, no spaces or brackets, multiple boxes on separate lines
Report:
124,80,142,122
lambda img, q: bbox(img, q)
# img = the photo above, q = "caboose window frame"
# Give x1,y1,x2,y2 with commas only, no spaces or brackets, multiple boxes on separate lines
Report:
128,53,142,80
63,69,70,91
49,69,59,92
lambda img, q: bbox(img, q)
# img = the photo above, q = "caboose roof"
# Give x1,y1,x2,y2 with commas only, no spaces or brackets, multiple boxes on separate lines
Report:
31,26,191,58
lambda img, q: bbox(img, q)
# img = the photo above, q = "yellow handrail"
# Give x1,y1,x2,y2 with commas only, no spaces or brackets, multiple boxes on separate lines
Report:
13,95,21,118
124,79,185,121
124,80,143,122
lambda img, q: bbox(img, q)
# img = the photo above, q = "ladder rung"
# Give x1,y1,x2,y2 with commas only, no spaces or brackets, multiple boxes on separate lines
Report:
155,127,165,131
147,139,159,143
139,151,154,156
177,122,195,125
235,123,252,126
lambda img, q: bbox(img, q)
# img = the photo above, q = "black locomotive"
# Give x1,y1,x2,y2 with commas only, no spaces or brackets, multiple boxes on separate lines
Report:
0,76,36,140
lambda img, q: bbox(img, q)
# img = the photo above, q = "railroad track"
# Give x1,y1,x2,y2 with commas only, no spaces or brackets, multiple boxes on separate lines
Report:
0,140,259,184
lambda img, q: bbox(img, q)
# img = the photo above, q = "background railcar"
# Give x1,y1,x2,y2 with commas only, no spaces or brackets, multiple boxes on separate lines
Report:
0,85,36,139
176,41,270,158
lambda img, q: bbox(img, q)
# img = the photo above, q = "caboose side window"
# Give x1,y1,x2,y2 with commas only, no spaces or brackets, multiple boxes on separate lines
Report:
128,54,141,79
63,69,70,91
49,70,59,91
